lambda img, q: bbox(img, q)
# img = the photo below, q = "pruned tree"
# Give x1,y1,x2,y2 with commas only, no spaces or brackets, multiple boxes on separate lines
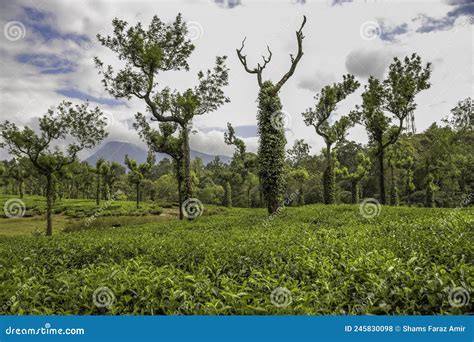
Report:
353,54,431,204
289,168,309,206
124,152,155,209
102,161,125,199
0,101,108,235
386,138,415,206
155,57,229,203
336,151,371,204
5,157,30,198
236,16,307,214
134,114,186,219
95,158,106,205
302,74,360,204
96,15,229,211
224,123,260,207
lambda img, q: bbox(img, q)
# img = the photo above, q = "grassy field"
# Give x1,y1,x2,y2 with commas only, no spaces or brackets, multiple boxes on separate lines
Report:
0,195,472,315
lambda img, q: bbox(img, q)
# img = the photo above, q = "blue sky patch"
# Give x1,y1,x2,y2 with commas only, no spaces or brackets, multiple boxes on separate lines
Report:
56,88,126,107
15,53,77,74
22,6,90,44
379,22,409,42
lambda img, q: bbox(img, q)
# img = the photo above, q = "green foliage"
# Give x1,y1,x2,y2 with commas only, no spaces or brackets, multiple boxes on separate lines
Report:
153,174,179,203
287,139,311,168
257,82,287,213
389,184,400,206
0,102,108,235
94,14,194,100
289,168,309,206
352,54,431,204
223,182,232,208
197,184,225,205
236,17,306,213
124,152,155,209
303,74,360,204
425,173,437,208
0,205,472,314
336,145,371,204
224,123,246,158
97,15,229,219
63,214,163,233
443,97,473,132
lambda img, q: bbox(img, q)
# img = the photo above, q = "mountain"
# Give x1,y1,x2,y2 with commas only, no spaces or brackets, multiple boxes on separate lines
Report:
85,141,231,165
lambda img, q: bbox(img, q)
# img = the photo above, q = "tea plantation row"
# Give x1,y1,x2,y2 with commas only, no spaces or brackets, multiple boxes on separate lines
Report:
0,204,472,315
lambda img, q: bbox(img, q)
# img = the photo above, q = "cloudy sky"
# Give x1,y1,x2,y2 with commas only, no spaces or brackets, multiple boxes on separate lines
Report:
0,0,472,160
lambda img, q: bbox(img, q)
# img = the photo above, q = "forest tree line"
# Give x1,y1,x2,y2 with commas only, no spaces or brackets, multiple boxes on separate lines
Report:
1,99,472,210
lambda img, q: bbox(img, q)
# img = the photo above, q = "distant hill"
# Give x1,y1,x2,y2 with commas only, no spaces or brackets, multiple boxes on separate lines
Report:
85,141,231,165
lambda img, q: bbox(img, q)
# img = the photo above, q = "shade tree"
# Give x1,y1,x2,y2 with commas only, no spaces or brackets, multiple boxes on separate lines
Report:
352,54,431,204
124,152,155,209
95,15,229,210
0,101,108,235
302,74,360,204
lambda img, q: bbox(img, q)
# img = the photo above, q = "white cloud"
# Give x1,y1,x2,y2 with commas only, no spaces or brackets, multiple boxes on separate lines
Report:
298,69,336,93
0,0,471,160
345,47,395,80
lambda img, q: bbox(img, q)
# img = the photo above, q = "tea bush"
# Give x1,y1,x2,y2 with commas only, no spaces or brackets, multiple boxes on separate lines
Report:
0,204,472,315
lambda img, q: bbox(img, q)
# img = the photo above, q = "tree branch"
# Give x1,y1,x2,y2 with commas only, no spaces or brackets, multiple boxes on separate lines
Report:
274,15,306,93
236,38,272,88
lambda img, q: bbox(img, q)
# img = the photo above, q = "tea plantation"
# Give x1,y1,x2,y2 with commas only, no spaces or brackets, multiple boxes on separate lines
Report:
0,203,472,315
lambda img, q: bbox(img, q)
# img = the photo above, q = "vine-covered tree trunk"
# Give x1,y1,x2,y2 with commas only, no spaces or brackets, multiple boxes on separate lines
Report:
377,149,386,205
323,143,335,204
46,174,53,237
257,83,286,215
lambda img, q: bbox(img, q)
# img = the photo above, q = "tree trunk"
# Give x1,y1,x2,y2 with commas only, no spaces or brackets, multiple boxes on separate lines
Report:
18,180,23,199
46,174,53,237
258,178,264,208
247,186,252,208
257,90,286,215
351,179,358,204
298,182,304,206
389,164,398,206
323,143,335,204
378,149,386,205
96,172,100,205
182,127,192,201
267,196,279,214
176,162,184,220
223,181,232,207
136,182,140,209
104,181,110,200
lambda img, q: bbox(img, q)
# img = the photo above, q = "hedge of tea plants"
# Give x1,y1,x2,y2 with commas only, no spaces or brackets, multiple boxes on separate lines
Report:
0,204,472,315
